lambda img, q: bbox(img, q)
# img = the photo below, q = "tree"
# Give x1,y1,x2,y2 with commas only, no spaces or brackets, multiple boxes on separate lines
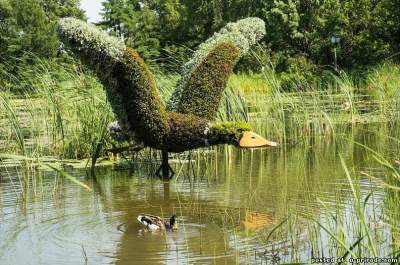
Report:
0,0,18,57
157,0,184,43
258,0,396,69
98,0,400,69
101,0,161,61
374,0,400,58
125,4,161,60
0,0,84,59
101,0,126,37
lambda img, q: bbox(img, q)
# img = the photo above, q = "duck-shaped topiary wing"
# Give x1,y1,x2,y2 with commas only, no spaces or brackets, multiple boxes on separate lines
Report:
175,42,240,120
58,18,170,148
168,17,266,121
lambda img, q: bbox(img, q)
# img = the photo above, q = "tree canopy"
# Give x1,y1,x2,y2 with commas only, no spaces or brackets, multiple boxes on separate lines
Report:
99,0,400,70
1,0,399,71
0,0,84,60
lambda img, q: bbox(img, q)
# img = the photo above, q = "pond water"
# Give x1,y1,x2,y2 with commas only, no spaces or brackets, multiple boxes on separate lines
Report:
0,126,398,265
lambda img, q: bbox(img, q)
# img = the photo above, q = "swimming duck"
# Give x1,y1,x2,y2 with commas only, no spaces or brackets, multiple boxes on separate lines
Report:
137,214,177,231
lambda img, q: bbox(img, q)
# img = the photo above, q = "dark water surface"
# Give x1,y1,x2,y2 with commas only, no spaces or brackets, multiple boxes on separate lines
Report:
0,130,396,264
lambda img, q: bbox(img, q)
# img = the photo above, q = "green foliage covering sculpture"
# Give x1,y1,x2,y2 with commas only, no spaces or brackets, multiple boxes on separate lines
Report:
58,17,277,176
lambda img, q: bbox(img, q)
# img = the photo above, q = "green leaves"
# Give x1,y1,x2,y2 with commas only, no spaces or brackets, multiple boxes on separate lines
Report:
101,0,161,61
261,0,397,68
0,0,83,60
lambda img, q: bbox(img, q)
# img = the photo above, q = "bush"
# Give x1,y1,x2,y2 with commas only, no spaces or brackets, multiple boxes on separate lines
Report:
277,56,319,91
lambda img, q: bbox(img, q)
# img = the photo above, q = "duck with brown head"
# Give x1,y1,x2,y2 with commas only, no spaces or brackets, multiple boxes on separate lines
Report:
137,214,178,231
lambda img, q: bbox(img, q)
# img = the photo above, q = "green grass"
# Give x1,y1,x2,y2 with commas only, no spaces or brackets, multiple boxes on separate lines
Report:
2,56,400,160
2,57,400,168
0,57,114,160
1,57,400,264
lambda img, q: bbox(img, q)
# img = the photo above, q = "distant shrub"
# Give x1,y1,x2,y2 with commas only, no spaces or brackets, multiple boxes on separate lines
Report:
235,43,273,73
278,56,319,91
365,62,400,100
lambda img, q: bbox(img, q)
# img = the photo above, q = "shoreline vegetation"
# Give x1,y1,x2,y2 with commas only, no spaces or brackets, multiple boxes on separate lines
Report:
1,1,399,263
1,54,399,263
1,56,400,160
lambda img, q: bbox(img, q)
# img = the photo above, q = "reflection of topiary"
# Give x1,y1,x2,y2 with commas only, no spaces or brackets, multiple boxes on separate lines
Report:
167,17,266,111
58,18,276,167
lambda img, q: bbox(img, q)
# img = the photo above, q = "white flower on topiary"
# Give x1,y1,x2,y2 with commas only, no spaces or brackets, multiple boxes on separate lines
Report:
167,17,266,111
58,17,126,62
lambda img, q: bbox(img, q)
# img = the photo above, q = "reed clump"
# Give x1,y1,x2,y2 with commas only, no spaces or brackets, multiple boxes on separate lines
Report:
0,56,113,160
2,54,400,162
194,131,400,264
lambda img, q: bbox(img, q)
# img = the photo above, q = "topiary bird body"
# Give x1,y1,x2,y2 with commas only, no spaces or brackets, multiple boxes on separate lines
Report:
57,18,277,158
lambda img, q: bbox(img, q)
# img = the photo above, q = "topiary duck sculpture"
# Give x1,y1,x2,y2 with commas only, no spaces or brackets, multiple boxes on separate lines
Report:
58,17,277,178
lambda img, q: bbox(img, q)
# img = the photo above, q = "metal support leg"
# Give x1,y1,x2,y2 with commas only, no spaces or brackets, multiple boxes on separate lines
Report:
156,151,175,180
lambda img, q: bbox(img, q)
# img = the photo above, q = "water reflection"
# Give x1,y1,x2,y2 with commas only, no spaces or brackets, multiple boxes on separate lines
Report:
96,176,238,264
0,129,395,264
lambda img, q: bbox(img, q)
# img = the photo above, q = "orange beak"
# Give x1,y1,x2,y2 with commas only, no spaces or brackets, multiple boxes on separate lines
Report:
239,131,278,148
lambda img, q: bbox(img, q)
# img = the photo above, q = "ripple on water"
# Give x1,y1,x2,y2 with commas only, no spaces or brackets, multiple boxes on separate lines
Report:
0,144,391,265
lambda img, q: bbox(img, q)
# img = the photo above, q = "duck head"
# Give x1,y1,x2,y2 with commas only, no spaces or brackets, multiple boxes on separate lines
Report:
209,122,278,148
239,131,278,148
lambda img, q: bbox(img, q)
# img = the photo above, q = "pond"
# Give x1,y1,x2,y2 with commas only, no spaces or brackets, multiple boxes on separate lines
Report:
0,125,398,265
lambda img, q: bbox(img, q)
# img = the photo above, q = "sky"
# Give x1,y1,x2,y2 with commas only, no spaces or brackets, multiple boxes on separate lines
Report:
80,0,104,22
